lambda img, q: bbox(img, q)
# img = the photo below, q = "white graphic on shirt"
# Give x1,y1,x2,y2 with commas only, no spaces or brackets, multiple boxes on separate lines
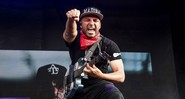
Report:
113,53,121,58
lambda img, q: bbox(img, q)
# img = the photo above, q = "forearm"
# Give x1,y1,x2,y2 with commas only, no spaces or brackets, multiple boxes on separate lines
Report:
63,19,78,43
101,70,125,83
63,9,80,43
84,60,125,83
101,59,125,83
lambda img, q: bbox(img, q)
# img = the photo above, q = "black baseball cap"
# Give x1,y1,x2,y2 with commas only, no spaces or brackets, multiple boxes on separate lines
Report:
80,7,104,20
36,64,67,88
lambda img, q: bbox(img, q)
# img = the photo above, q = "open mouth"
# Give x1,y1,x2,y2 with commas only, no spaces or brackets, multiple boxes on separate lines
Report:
87,29,95,33
87,27,95,32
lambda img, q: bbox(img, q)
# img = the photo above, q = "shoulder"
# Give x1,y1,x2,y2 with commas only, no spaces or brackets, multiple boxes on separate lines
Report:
102,36,114,44
101,35,122,60
101,35,119,48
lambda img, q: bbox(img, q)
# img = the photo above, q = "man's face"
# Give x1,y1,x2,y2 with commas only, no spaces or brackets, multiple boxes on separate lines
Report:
80,16,101,38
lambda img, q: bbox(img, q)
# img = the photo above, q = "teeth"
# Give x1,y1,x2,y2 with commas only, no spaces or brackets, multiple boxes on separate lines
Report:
88,30,94,31
87,30,95,33
88,29,94,30
88,28,94,30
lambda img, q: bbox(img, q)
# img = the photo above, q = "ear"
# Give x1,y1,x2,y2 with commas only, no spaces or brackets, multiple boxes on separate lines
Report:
79,22,82,28
98,22,101,29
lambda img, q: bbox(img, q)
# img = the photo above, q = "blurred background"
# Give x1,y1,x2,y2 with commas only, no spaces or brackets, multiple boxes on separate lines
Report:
0,0,184,99
0,50,152,99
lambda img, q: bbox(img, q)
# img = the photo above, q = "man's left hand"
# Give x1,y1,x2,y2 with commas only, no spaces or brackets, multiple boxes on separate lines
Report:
83,63,104,79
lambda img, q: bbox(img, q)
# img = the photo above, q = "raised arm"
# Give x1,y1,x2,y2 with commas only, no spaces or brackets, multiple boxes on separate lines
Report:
63,9,80,44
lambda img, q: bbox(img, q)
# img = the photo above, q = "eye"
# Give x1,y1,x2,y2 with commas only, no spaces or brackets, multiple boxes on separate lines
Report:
82,18,89,22
93,19,100,22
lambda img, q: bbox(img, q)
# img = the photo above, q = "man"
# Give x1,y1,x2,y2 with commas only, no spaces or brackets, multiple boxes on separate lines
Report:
63,7,125,99
36,64,67,99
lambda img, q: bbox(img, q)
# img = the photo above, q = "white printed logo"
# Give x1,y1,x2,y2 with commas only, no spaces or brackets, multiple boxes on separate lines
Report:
48,64,59,75
113,53,121,58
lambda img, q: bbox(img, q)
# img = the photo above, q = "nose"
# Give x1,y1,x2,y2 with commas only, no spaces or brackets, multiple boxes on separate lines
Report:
88,20,95,28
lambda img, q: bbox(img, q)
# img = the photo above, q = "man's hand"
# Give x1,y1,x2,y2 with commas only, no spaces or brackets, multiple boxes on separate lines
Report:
83,63,104,79
63,8,80,43
66,9,80,21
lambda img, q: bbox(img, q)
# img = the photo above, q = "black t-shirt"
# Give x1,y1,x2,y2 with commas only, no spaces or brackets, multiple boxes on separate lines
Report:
66,33,122,87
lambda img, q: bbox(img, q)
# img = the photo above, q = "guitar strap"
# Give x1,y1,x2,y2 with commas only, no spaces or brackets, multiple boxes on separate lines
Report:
65,37,105,99
73,36,102,78
84,36,102,61
66,36,102,85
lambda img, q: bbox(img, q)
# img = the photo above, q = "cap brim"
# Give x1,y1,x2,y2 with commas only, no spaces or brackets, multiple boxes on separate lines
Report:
80,12,103,20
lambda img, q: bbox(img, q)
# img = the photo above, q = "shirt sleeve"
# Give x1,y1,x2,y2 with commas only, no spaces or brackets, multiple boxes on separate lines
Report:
64,33,80,49
105,39,122,61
